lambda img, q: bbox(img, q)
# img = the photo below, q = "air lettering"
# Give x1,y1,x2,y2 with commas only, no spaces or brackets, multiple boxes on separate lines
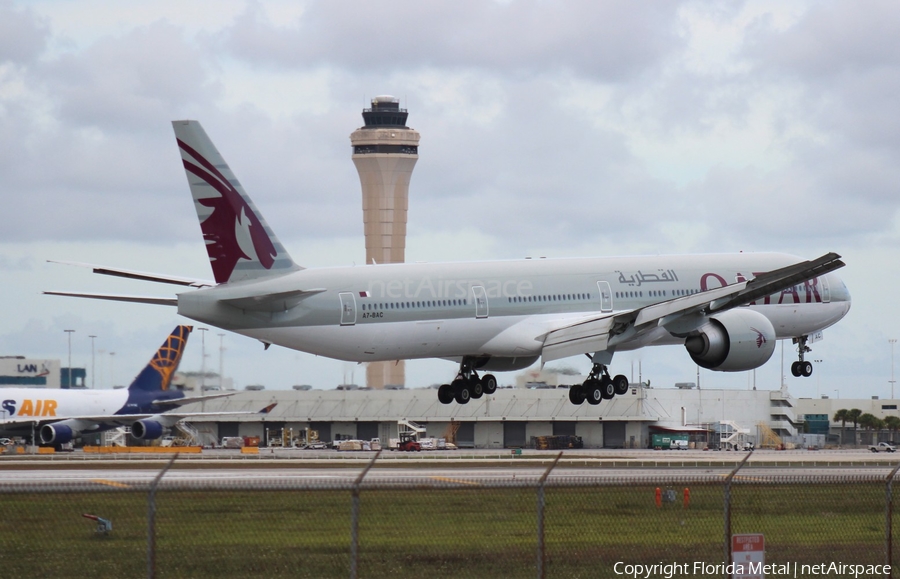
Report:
2,399,58,417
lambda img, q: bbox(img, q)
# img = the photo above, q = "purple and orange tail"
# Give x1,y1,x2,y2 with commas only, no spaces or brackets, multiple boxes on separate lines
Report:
172,121,300,284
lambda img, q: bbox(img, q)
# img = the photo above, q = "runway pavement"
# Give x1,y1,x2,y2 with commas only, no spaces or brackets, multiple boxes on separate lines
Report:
2,448,899,489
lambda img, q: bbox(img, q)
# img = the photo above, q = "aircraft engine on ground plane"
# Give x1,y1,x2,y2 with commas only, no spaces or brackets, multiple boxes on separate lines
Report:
39,423,74,445
131,419,164,440
684,309,776,372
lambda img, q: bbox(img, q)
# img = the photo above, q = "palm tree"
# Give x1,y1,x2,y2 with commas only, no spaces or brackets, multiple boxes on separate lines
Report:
858,413,881,445
884,416,900,443
848,409,863,446
833,409,850,445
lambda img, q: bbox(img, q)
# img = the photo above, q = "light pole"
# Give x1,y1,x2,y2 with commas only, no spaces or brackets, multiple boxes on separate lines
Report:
890,339,897,399
109,352,116,388
64,329,75,388
88,335,96,389
834,389,839,399
198,327,208,392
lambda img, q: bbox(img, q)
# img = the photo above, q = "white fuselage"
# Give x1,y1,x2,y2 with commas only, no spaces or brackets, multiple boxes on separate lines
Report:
176,252,851,365
1,389,129,427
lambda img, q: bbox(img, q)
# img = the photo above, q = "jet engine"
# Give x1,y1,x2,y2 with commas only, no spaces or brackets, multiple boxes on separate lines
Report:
131,419,164,440
39,423,74,445
684,309,776,372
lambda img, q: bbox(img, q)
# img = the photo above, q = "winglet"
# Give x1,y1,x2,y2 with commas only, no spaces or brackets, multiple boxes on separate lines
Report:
259,403,278,414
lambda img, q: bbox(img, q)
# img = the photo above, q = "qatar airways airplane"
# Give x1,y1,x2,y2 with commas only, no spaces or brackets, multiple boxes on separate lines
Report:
0,325,274,446
46,121,851,407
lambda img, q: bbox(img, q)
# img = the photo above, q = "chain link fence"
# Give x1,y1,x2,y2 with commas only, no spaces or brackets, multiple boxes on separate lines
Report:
2,453,899,578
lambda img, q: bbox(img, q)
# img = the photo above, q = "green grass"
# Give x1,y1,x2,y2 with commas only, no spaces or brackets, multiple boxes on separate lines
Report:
0,482,893,578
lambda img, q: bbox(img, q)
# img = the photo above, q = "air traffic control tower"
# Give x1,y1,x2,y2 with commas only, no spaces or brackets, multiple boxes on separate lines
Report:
350,95,420,389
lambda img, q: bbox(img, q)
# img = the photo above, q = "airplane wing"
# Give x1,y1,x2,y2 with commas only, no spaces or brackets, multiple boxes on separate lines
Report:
541,252,845,364
151,392,236,407
47,260,214,288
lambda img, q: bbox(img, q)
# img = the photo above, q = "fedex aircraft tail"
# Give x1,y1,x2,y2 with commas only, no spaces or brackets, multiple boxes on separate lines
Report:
172,121,300,284
127,325,192,393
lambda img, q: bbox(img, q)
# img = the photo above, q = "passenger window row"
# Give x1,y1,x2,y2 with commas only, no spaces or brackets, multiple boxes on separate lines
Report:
506,293,591,303
361,299,469,311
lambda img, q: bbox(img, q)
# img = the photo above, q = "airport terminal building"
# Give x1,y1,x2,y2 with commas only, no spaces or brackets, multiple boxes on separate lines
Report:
182,384,893,449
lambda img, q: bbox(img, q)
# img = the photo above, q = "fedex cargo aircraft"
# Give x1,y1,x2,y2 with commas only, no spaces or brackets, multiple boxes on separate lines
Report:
47,121,851,406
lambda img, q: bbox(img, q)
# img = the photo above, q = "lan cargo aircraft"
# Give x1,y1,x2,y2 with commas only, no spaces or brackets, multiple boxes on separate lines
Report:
0,326,274,446
47,121,851,407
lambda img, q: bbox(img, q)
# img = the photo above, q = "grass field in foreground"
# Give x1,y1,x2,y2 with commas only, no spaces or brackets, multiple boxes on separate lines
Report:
0,482,892,578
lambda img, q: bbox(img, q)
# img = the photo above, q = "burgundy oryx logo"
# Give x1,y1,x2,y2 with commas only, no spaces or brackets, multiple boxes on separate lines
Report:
177,139,277,283
751,327,768,349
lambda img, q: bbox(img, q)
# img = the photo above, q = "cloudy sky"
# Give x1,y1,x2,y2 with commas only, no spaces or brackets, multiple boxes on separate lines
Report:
2,0,898,399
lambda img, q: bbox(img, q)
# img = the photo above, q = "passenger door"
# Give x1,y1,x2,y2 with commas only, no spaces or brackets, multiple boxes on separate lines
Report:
339,292,357,326
472,286,488,319
596,281,613,312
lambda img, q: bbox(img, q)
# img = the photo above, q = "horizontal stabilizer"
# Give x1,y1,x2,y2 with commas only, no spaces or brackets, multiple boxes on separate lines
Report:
221,288,326,312
48,260,213,288
43,291,177,306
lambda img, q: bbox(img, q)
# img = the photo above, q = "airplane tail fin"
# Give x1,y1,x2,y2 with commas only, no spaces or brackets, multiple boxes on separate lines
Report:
172,120,301,284
127,326,192,393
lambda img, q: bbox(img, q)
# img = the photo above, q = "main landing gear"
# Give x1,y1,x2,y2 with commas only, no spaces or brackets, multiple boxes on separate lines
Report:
568,364,629,406
437,358,497,405
790,335,814,378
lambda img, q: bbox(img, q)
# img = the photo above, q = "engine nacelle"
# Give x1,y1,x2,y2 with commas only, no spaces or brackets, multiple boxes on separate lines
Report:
131,419,164,440
40,423,74,445
684,309,776,372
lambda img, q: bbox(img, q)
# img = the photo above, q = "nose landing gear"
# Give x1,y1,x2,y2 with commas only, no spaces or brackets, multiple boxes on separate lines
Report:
437,357,497,405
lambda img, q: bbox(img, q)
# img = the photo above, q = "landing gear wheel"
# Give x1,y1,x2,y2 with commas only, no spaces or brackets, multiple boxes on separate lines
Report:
791,361,801,377
470,379,484,399
800,361,813,377
481,374,498,395
585,379,603,405
568,384,585,405
438,384,454,404
453,379,471,405
612,374,629,396
600,376,615,399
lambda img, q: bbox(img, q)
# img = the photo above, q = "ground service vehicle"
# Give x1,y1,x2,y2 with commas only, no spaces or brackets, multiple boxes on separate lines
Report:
397,433,421,452
869,442,896,452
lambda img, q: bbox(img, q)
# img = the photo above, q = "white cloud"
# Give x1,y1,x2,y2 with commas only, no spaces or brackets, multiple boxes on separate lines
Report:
1,0,897,396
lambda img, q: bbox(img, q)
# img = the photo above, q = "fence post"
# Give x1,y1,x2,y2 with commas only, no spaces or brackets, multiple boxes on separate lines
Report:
536,452,564,579
723,450,753,576
147,453,178,579
885,461,900,571
350,450,381,579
